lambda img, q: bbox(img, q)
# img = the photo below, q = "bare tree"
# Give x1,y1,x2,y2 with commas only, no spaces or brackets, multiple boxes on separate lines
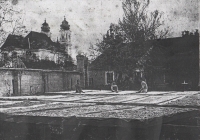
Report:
88,0,171,78
88,43,100,61
88,24,124,61
119,0,168,42
0,1,26,46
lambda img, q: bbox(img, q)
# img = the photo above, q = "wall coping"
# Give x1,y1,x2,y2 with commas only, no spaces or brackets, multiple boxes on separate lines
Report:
0,68,80,73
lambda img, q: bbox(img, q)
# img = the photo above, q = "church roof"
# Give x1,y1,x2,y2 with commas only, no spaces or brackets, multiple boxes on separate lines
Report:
25,31,52,44
1,31,65,53
41,19,50,32
42,19,49,26
60,17,70,30
25,31,66,52
1,34,25,50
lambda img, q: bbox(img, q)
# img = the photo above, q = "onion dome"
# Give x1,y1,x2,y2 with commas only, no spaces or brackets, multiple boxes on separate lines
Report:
60,16,70,30
41,19,50,32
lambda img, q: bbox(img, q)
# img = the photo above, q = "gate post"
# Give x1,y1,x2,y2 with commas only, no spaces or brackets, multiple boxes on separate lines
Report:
76,54,85,88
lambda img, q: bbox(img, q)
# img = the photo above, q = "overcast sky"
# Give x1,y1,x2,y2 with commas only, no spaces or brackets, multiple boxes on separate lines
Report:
11,0,199,58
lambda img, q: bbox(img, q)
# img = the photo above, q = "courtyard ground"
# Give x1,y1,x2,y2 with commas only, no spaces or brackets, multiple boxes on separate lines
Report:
0,90,199,140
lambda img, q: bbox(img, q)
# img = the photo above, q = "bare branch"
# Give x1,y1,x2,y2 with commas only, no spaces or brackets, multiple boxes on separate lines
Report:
0,1,27,45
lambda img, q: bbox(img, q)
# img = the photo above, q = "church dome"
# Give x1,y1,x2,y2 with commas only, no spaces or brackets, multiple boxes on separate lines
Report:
60,16,70,30
41,19,50,32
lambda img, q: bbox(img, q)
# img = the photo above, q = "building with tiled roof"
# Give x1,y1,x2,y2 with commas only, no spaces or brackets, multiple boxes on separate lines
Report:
88,30,199,91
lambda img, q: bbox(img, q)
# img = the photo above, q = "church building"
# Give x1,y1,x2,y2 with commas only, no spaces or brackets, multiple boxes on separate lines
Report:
0,17,73,69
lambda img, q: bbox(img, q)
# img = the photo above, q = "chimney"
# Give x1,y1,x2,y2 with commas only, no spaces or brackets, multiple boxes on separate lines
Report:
182,31,185,37
195,29,199,36
185,31,189,36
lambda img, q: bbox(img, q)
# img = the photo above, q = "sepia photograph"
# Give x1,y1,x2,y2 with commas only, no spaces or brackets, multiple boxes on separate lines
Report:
0,0,199,139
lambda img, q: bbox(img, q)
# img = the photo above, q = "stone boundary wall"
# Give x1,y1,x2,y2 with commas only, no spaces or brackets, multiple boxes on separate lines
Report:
0,68,81,96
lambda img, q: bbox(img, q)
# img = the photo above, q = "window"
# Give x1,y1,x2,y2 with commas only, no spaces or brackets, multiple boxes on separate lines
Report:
3,53,8,60
105,71,114,85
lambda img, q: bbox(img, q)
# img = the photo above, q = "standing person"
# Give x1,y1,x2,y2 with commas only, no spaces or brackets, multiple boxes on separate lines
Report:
137,79,148,93
75,80,84,93
111,81,118,93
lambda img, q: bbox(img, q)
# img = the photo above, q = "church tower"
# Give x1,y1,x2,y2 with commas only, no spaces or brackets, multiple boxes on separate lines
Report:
59,16,72,56
41,19,51,38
